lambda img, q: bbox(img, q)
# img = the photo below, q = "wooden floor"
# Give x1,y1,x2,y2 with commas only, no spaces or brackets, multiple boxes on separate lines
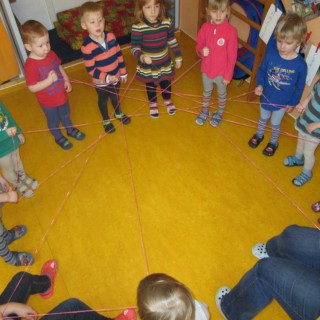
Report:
0,32,318,319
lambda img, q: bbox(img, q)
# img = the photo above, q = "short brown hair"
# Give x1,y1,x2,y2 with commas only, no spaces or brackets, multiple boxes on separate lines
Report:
20,20,48,44
134,0,166,22
137,273,195,320
79,1,103,22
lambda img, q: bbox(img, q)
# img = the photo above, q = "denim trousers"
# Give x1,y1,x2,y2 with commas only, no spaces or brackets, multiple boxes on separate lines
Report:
221,225,320,320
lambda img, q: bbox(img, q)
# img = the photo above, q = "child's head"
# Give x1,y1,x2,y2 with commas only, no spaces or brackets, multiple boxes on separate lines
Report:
134,0,166,22
79,1,105,38
20,20,50,59
137,273,195,320
206,0,230,24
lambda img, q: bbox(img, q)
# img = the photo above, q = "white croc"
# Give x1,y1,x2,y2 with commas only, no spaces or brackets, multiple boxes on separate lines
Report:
215,286,230,319
252,242,269,259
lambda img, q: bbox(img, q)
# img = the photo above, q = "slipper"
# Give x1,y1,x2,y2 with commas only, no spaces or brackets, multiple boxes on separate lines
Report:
196,110,209,125
67,128,86,140
312,201,320,212
262,142,278,156
284,155,304,167
6,225,27,245
114,113,131,125
55,136,73,150
215,286,230,320
292,172,312,187
252,242,269,259
116,309,137,320
40,259,59,299
209,112,222,127
248,134,264,149
13,251,34,266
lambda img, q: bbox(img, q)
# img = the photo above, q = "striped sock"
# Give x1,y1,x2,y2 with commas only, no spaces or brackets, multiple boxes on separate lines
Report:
164,100,176,115
257,118,268,138
0,233,17,265
270,124,280,145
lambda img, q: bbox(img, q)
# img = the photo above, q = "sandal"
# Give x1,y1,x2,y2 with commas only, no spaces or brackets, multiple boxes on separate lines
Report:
166,105,176,115
15,181,34,198
284,155,304,167
252,242,269,259
55,136,73,150
215,286,230,320
67,128,86,141
19,174,39,190
195,110,209,125
13,251,34,266
40,259,59,299
103,121,115,133
292,172,312,187
6,225,27,245
312,200,320,212
150,107,160,119
209,111,222,127
248,134,264,149
262,142,278,156
115,113,131,125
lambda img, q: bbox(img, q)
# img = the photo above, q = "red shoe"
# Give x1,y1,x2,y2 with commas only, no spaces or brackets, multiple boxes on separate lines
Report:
40,259,58,299
116,309,137,320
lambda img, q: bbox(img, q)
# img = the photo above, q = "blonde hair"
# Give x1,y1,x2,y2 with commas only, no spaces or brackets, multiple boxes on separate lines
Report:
79,1,103,22
134,0,166,22
20,20,48,44
137,273,195,320
206,0,230,18
274,12,307,43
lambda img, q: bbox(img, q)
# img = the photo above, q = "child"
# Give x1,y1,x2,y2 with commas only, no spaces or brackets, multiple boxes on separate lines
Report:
80,2,131,134
137,273,210,320
131,0,182,118
283,80,320,186
248,12,307,156
0,101,38,198
0,174,34,266
195,0,238,127
21,20,85,150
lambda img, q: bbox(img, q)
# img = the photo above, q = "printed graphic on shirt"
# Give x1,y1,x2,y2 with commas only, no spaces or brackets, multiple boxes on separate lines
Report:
217,38,225,46
38,61,63,96
0,110,8,131
267,66,295,90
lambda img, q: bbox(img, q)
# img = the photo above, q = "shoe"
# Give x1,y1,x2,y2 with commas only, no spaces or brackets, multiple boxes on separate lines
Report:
116,308,137,320
6,225,27,245
252,242,269,259
209,112,222,127
15,181,34,198
13,251,34,266
262,142,278,156
312,200,320,212
166,104,176,115
215,286,230,319
115,113,131,125
55,136,73,150
40,259,59,299
283,155,304,167
67,128,86,141
19,174,39,190
195,110,209,125
248,134,264,149
292,172,312,187
150,107,159,118
103,121,115,133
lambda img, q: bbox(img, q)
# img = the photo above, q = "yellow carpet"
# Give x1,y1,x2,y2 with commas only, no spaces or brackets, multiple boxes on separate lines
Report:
0,32,318,319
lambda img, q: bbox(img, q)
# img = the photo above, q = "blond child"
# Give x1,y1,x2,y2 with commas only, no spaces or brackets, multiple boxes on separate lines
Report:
248,12,307,156
21,20,85,150
80,2,130,134
195,0,238,127
137,273,209,320
131,0,182,118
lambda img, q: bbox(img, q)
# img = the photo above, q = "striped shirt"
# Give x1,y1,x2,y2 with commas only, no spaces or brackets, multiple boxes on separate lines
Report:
131,18,182,84
81,32,127,85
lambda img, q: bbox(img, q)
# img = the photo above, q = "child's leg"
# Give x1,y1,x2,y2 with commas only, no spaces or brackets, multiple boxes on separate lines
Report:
160,80,175,115
196,74,214,125
0,213,16,265
95,86,115,133
269,108,286,146
0,152,19,185
283,132,305,166
210,76,226,127
109,83,130,125
248,107,270,148
146,82,159,118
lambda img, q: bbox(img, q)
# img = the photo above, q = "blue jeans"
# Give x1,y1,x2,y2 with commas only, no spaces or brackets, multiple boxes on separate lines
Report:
221,225,320,320
42,298,112,320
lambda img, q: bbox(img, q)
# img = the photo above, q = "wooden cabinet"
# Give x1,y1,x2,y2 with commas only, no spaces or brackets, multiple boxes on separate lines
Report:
198,0,208,31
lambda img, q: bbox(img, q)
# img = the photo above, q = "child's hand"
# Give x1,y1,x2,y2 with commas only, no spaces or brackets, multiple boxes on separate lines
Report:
121,76,128,84
108,75,119,83
48,70,58,84
285,105,294,113
175,61,182,69
18,134,25,144
142,55,152,64
6,127,17,137
222,79,230,86
6,191,18,203
202,47,210,57
306,122,320,134
64,80,72,93
296,103,305,113
0,176,10,192
254,86,263,96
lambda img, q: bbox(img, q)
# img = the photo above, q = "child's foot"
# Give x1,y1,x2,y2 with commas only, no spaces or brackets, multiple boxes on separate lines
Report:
115,113,131,125
262,142,278,156
19,174,39,190
292,172,312,187
166,104,176,115
215,286,230,319
103,121,115,133
15,181,34,198
283,155,304,167
195,110,209,125
6,225,27,245
55,136,73,150
115,309,137,320
40,259,59,299
252,242,269,259
67,128,86,141
209,111,222,127
248,134,264,148
12,251,34,266
150,107,159,118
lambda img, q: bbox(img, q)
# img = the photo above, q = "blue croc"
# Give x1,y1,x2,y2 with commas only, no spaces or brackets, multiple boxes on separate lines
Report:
196,110,209,125
6,225,27,245
13,251,34,267
209,112,222,127
292,172,312,187
284,155,304,167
